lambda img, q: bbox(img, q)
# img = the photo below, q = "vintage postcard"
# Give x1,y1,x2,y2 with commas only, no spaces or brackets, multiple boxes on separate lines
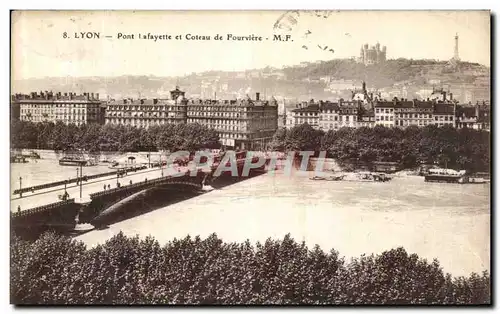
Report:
10,10,491,305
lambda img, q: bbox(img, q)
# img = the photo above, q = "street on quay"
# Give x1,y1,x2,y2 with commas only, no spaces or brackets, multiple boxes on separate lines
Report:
10,165,191,213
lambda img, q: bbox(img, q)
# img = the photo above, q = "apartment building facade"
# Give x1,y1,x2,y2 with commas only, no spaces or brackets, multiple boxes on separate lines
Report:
394,100,434,128
14,91,105,126
286,97,489,132
105,88,278,150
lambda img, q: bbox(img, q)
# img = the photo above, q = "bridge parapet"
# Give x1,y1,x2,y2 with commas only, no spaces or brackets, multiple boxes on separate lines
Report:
89,173,203,199
11,199,76,219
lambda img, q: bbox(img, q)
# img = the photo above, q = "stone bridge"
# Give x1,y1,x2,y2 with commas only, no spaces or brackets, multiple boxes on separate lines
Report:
11,172,206,231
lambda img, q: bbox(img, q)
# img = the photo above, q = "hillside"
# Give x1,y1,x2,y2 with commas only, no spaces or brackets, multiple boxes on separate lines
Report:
12,58,489,103
282,59,487,84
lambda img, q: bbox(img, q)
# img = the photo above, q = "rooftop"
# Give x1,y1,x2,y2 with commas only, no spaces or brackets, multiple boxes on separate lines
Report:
107,98,277,107
12,91,101,102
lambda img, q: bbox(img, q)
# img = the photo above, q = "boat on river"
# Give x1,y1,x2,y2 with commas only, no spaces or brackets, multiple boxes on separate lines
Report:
310,174,345,181
356,172,392,182
10,155,28,163
424,168,466,183
59,150,97,167
59,156,97,166
19,150,41,159
425,168,489,184
28,151,40,159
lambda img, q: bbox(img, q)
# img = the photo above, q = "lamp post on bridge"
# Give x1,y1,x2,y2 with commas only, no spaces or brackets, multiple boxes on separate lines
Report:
19,177,22,198
76,167,79,186
79,163,83,198
161,151,164,177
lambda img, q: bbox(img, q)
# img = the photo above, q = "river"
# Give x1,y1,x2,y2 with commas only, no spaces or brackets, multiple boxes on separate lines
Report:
11,151,490,277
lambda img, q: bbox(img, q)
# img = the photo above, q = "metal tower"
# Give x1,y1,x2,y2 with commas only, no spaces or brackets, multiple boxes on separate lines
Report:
454,33,460,61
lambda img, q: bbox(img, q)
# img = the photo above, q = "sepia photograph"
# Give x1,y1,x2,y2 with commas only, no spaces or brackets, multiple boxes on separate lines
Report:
9,9,491,305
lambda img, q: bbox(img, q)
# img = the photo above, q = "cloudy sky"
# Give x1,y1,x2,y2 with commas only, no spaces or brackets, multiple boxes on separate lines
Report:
11,10,490,79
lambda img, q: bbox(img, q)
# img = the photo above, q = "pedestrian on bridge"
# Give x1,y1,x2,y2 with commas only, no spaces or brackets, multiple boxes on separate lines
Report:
108,184,110,189
129,180,132,185
103,184,107,190
17,205,21,213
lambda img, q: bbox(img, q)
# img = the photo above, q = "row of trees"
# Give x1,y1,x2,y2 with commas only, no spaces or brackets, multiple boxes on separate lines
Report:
10,121,220,153
10,120,490,172
269,124,490,172
11,232,490,304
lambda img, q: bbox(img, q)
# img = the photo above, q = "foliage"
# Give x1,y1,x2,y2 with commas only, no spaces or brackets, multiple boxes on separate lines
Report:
283,124,324,152
11,232,490,305
10,121,220,153
273,124,489,172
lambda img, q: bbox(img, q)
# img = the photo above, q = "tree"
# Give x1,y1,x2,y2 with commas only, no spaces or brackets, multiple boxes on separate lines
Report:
268,128,287,151
284,124,323,152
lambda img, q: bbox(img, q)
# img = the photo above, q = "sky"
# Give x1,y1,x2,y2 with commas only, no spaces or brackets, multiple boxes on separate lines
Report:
11,10,490,80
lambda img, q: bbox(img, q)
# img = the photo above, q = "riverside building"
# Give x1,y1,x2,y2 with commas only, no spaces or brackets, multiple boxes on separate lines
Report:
105,87,187,128
284,80,491,131
105,87,278,150
186,93,278,150
286,94,488,131
14,91,104,126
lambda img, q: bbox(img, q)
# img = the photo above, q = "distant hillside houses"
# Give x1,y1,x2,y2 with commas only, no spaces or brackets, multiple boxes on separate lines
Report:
285,82,490,132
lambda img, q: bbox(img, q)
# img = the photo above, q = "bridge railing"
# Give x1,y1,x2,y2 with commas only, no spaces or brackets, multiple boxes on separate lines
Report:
89,175,173,199
11,199,76,218
89,174,201,199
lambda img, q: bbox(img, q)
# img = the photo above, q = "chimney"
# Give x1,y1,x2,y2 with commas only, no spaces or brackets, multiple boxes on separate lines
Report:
64,92,68,97
91,93,94,99
339,98,344,106
475,102,479,117
442,91,446,102
449,93,453,100
256,92,260,101
153,99,158,104
319,100,323,110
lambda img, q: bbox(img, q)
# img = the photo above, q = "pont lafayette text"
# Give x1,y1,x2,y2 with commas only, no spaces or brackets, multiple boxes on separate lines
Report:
67,32,292,42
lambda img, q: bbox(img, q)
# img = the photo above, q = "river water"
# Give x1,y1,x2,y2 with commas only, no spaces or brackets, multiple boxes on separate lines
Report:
10,150,490,277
